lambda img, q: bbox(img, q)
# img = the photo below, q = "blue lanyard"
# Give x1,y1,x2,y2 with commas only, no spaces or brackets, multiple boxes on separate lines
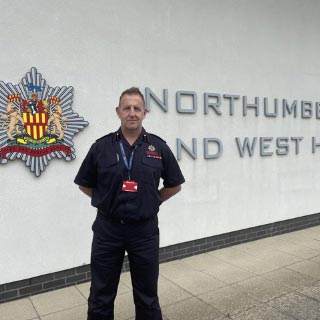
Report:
119,140,137,180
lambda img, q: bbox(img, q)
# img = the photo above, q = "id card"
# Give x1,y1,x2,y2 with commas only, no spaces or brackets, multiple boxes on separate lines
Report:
122,180,138,192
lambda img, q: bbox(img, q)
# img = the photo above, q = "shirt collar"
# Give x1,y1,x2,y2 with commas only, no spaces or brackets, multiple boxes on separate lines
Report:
112,127,149,144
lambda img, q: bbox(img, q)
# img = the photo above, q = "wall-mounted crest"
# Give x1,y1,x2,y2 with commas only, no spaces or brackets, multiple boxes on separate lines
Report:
0,67,88,176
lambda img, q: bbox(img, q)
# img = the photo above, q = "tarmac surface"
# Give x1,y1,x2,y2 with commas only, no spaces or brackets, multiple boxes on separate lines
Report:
1,225,320,320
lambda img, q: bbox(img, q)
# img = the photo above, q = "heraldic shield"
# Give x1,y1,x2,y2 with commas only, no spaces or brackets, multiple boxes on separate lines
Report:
0,67,88,177
23,111,48,140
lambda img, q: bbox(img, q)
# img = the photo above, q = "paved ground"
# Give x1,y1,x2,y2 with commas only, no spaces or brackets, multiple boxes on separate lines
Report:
1,225,320,320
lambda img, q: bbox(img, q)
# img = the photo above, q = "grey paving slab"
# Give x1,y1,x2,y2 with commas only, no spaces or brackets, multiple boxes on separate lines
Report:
231,243,278,259
40,305,87,320
233,276,291,302
208,247,252,262
75,282,90,300
296,280,320,302
158,275,192,307
308,225,320,232
240,249,303,267
261,267,316,290
128,316,170,320
120,272,132,289
235,236,287,251
198,285,258,315
117,281,132,296
30,287,86,316
202,261,255,285
247,262,282,276
164,270,226,295
0,298,39,320
208,247,280,275
159,260,195,279
232,303,296,320
277,230,318,243
180,253,225,271
234,237,306,266
268,291,320,320
287,228,320,240
286,260,320,279
228,256,280,275
76,280,130,300
311,254,320,264
275,242,320,259
162,297,225,320
298,239,320,251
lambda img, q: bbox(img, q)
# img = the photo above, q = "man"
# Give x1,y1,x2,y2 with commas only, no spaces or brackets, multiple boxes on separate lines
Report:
74,87,185,320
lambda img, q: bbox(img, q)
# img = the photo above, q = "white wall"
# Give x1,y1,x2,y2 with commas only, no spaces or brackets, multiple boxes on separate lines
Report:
1,0,320,283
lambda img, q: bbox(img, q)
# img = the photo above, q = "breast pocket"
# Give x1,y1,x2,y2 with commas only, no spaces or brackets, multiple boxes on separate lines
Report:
97,157,121,187
141,157,163,185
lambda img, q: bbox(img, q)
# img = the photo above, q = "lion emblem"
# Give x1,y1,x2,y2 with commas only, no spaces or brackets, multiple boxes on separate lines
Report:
47,97,67,140
0,100,25,140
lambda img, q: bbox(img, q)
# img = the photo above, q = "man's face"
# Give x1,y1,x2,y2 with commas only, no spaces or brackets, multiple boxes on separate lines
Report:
116,94,146,132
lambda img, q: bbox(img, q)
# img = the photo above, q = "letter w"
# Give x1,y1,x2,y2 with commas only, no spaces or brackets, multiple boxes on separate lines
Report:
235,137,257,157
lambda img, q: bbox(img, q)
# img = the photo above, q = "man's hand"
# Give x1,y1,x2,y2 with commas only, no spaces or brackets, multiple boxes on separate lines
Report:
159,185,182,203
79,185,93,198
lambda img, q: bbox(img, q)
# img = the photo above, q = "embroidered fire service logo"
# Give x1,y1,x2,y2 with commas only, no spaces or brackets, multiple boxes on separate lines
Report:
146,145,162,159
0,67,88,176
148,145,156,152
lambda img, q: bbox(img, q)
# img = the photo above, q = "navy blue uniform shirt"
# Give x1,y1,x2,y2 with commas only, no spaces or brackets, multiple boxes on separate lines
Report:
74,128,185,221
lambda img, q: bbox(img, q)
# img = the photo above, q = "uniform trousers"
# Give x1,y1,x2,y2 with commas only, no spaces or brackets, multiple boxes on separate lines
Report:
88,213,162,320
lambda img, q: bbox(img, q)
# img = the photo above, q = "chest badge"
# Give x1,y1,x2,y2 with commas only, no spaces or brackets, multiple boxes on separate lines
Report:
146,145,162,159
148,145,156,152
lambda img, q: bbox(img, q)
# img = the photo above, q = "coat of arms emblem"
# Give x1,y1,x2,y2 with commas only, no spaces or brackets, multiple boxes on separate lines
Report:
0,67,88,176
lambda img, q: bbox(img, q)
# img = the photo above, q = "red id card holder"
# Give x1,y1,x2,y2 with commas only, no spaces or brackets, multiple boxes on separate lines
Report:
122,180,138,192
